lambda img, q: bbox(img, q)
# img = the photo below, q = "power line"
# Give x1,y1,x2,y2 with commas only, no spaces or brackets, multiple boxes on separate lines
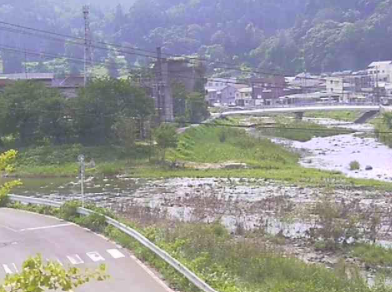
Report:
0,44,307,90
0,20,296,78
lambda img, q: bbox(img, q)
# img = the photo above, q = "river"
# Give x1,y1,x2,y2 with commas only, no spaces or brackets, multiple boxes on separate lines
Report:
270,118,392,182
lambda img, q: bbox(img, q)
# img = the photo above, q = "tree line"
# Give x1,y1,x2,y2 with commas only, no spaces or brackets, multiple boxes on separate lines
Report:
0,78,209,151
2,0,392,76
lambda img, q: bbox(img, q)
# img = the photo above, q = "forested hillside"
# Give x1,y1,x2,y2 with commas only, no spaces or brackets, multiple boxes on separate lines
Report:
1,0,392,75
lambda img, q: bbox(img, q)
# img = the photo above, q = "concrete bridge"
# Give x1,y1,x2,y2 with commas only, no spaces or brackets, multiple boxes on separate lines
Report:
220,103,385,123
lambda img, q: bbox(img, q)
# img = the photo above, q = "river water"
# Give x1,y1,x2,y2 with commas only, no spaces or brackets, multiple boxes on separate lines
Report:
271,118,392,182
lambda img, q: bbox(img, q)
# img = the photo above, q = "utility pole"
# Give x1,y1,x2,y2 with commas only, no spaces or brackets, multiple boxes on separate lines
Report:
78,155,85,208
83,5,93,87
156,47,165,123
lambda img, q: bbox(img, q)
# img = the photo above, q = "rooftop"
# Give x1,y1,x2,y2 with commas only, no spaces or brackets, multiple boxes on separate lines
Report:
0,73,54,80
368,61,392,68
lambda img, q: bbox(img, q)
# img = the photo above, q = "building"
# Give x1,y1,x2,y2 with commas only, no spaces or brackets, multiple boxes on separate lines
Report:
368,61,392,84
51,76,85,98
235,87,253,106
250,76,286,106
205,78,240,106
0,73,54,87
287,73,324,93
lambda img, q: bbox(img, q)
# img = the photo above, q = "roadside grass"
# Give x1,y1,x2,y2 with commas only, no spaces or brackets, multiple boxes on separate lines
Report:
304,111,362,122
7,201,392,292
352,244,392,268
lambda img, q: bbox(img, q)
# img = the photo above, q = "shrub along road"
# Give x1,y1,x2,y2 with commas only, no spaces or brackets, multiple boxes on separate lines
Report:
0,208,172,292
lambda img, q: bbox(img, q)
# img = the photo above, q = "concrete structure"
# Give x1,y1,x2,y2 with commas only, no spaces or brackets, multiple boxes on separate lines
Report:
368,61,392,83
221,104,380,118
153,58,205,122
0,208,172,292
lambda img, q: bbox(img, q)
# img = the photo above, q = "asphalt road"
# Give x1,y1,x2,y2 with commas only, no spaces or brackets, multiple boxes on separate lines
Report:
0,208,172,292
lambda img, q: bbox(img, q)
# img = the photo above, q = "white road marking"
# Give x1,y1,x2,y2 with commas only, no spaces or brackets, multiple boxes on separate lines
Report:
2,264,13,274
107,249,125,259
19,223,73,232
56,259,63,266
130,255,174,292
0,224,18,232
86,252,105,262
12,263,18,273
67,254,84,265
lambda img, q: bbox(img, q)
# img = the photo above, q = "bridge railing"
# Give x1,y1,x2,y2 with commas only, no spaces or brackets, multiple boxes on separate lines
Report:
249,102,380,110
222,102,380,112
8,195,218,292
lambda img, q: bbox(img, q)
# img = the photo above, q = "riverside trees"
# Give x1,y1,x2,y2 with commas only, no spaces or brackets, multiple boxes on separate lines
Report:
0,78,155,148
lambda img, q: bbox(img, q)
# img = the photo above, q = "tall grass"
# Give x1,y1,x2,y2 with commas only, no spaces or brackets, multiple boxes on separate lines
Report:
171,126,298,167
257,121,351,142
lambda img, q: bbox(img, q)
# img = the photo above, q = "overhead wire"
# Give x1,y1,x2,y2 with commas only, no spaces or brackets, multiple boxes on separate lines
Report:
0,20,309,78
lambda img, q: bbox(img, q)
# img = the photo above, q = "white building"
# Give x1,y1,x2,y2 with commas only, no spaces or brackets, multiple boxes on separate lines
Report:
235,87,253,106
368,61,392,83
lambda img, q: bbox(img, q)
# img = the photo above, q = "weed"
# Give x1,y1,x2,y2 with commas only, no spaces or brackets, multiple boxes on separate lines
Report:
350,161,361,171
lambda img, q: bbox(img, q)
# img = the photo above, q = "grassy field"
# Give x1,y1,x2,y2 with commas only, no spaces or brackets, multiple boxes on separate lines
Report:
5,124,392,190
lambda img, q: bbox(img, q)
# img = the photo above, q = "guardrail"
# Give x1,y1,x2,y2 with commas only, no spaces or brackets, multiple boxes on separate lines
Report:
8,195,218,292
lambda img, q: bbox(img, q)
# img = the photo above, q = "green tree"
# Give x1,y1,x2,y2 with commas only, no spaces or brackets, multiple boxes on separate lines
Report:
71,78,154,145
0,150,21,207
0,255,108,292
154,123,178,161
0,81,69,146
112,116,138,153
185,92,210,124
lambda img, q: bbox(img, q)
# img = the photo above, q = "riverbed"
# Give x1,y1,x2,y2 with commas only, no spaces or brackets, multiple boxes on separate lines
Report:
269,118,392,182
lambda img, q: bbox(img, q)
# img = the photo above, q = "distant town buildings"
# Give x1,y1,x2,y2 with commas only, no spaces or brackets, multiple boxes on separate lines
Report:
205,60,392,108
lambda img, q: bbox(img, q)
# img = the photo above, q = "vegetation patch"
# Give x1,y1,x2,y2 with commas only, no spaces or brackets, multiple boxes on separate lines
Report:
352,244,392,268
304,111,362,122
257,120,351,142
350,161,361,171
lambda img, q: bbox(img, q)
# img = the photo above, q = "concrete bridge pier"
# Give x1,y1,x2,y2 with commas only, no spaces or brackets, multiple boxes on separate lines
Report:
294,112,304,120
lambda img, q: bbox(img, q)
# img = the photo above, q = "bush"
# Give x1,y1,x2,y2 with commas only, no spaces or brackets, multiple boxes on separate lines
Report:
76,213,107,233
59,201,80,221
350,161,360,171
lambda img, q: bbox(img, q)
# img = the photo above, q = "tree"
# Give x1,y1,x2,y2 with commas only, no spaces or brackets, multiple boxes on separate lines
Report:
71,78,154,145
0,150,21,207
0,81,69,146
185,92,210,124
0,255,108,292
112,116,138,153
154,124,178,161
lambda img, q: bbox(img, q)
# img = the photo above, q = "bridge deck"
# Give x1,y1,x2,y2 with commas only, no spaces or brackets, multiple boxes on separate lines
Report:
221,105,381,117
